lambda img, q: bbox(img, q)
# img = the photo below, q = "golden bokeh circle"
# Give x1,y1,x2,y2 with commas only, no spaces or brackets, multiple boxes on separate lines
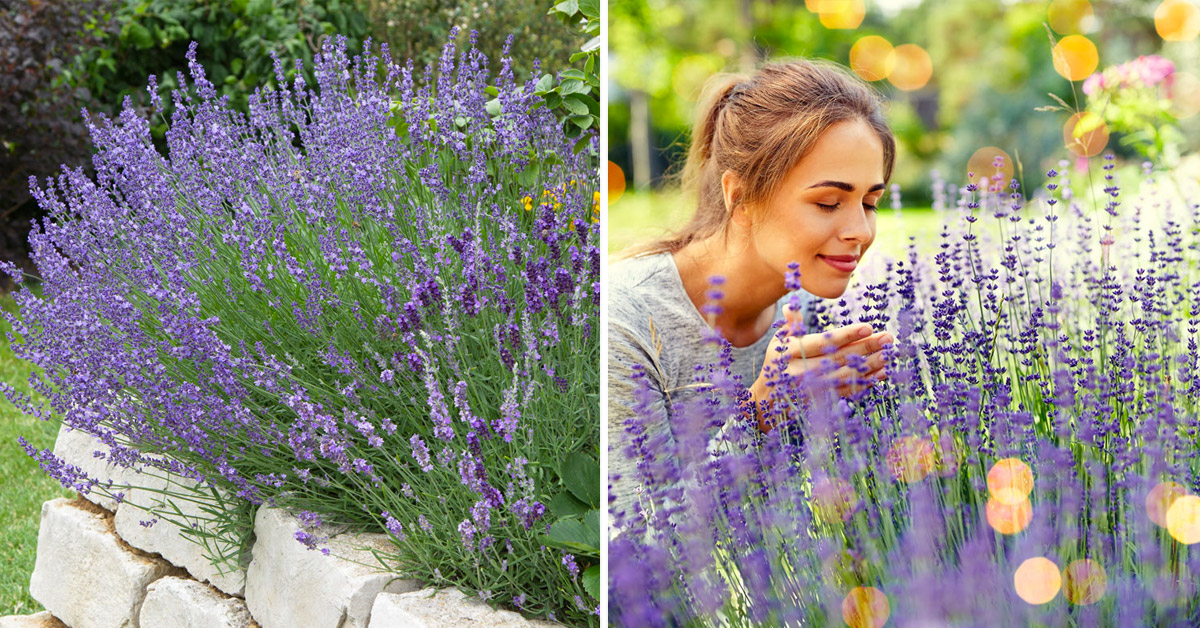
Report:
1168,72,1200,119
818,0,867,30
966,146,1015,192
1014,557,1062,605
888,44,933,91
1166,495,1200,544
987,458,1034,505
841,587,890,628
607,161,627,205
850,36,897,82
1063,559,1107,605
887,435,934,483
1063,111,1110,157
1049,0,1095,34
1146,481,1188,528
1052,35,1100,82
1156,0,1200,41
986,497,1033,535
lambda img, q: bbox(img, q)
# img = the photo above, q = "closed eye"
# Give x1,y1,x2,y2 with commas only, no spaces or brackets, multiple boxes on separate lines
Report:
816,202,839,211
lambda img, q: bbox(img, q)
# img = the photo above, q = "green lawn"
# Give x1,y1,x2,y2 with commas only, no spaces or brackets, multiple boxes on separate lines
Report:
607,189,948,259
0,291,72,616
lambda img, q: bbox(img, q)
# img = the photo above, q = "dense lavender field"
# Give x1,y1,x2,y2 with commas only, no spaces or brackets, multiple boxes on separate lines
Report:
611,157,1200,627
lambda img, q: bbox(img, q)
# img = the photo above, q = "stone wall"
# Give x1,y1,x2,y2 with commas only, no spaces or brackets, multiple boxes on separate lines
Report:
1,426,558,628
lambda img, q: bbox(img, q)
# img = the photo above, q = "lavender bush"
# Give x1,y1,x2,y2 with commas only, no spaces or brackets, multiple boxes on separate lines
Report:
610,157,1200,627
4,33,599,625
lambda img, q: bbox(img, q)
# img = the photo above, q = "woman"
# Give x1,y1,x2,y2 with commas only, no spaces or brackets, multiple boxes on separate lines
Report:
609,59,897,521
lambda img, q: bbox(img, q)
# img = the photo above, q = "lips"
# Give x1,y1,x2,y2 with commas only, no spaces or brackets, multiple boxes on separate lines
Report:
818,254,858,273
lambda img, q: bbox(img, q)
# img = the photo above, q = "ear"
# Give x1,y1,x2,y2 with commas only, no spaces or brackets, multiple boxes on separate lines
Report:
721,170,751,227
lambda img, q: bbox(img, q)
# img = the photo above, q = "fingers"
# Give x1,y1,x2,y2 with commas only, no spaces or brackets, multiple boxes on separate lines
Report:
776,323,873,360
786,330,893,368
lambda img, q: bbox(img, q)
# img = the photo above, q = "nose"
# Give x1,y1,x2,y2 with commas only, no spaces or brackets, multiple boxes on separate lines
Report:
839,204,874,244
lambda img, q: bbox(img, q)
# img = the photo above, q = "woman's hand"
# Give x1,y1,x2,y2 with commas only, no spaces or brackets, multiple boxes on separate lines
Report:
749,314,892,432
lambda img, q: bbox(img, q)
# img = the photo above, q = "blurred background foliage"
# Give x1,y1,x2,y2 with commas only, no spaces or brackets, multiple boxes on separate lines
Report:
608,0,1200,251
0,0,583,287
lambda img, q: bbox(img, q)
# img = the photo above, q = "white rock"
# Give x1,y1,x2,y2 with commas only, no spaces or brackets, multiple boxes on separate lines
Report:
113,470,246,596
245,508,422,628
367,589,561,628
0,611,67,628
52,424,143,512
139,576,254,628
29,498,178,628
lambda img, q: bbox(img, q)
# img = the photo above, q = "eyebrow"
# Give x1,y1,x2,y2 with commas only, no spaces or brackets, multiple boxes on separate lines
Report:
808,181,887,193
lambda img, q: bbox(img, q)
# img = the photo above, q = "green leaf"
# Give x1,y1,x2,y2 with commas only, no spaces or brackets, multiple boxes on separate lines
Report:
552,0,580,18
246,0,272,17
544,93,562,110
561,452,599,508
231,58,244,75
543,513,599,556
559,78,588,95
573,135,592,154
581,35,600,53
560,69,586,81
561,94,589,116
548,491,590,519
534,73,555,95
484,86,499,98
582,565,600,600
568,114,594,130
125,22,154,50
578,0,599,19
485,98,502,117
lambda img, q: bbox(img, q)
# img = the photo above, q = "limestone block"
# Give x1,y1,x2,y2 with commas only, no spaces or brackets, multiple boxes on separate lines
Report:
113,471,246,596
367,589,561,628
29,498,179,628
0,612,67,628
245,508,422,628
139,577,254,628
52,424,143,512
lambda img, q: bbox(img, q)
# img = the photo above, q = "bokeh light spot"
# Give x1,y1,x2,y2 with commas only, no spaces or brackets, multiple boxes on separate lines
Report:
1146,481,1188,528
1014,557,1062,605
887,435,934,483
1166,495,1200,544
841,587,890,628
966,147,1015,192
817,0,866,29
1167,71,1200,118
850,36,896,82
1156,0,1200,41
607,161,626,205
1063,559,1107,605
986,497,1032,535
888,44,933,91
987,458,1034,504
671,55,721,102
811,477,859,523
1052,35,1099,82
1062,111,1109,157
1048,0,1095,34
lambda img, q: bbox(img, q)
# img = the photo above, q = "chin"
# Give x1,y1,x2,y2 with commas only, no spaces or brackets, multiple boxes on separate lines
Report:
806,282,849,299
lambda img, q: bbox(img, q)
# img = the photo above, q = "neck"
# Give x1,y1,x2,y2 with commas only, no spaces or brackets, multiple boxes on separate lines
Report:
672,235,785,347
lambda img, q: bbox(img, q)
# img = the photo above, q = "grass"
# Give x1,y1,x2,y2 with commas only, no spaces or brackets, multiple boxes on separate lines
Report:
606,189,946,258
0,289,73,616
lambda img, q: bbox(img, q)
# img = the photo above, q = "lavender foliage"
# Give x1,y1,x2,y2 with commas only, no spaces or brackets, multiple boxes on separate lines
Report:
5,34,598,626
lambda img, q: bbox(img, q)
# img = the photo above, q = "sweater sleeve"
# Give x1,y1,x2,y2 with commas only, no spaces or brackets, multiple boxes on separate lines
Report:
606,306,670,525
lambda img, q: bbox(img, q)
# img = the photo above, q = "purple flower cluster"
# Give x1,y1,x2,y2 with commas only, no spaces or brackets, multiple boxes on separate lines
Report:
6,33,597,625
611,159,1200,626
